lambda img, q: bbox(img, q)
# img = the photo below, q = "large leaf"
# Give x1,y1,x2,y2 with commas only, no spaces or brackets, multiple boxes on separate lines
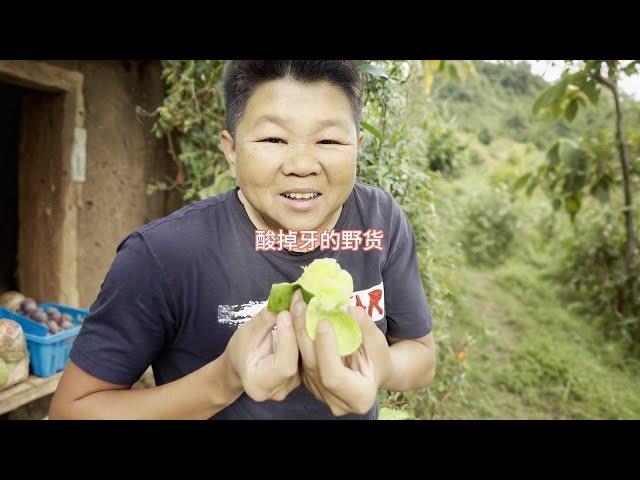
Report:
557,138,586,170
533,79,568,115
565,98,579,122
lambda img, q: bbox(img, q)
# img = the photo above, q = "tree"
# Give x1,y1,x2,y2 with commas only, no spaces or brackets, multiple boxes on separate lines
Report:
514,60,640,318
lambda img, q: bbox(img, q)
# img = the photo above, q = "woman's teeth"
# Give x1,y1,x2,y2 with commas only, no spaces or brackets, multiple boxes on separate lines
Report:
282,192,320,200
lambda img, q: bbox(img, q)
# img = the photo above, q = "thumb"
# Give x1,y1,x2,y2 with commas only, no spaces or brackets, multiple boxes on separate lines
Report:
315,320,344,385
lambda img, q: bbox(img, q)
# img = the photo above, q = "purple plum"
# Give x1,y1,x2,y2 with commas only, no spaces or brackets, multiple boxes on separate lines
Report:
29,309,48,324
46,321,61,335
20,298,37,314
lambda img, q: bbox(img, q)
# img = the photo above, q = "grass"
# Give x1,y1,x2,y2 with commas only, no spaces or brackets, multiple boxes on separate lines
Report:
434,262,640,419
380,134,640,420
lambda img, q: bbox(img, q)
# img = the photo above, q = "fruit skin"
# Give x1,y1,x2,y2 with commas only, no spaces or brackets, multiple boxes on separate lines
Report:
29,309,48,324
20,298,37,314
46,307,62,325
267,282,298,313
46,321,61,335
60,320,74,330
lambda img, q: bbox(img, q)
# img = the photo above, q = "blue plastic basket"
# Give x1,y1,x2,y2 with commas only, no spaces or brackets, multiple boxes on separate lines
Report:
0,303,89,378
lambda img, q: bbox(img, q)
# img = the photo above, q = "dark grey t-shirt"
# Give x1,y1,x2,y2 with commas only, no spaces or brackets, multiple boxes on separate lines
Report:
69,182,433,419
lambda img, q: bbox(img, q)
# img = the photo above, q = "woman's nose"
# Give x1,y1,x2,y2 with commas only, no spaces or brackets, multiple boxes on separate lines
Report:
281,143,322,176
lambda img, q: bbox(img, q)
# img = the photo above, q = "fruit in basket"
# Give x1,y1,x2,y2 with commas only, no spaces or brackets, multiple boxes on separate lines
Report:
46,321,61,335
61,320,74,330
20,298,37,314
62,313,72,324
29,309,48,324
47,307,63,325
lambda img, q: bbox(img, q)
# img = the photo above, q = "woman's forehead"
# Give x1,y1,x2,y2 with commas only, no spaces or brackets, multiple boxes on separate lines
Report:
238,79,356,132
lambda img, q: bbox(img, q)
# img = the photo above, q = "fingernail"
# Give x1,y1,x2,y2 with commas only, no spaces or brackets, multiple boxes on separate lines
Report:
294,301,304,317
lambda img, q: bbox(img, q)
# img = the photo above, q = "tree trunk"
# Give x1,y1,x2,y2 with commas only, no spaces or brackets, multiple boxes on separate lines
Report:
609,75,637,314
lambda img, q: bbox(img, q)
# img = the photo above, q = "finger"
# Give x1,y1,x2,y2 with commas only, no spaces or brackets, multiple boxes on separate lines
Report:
352,347,375,379
302,373,324,402
304,373,351,415
315,320,348,390
248,306,279,345
250,328,274,366
316,320,378,412
272,373,301,401
273,311,299,378
347,305,377,337
290,290,317,370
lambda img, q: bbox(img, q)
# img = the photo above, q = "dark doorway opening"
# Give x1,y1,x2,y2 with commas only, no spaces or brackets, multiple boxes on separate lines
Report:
0,81,26,293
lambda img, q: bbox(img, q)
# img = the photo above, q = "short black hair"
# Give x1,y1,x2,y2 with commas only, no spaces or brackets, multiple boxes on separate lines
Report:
223,60,362,137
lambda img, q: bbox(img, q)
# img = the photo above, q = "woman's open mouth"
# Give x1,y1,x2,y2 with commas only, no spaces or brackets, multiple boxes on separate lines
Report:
279,191,322,212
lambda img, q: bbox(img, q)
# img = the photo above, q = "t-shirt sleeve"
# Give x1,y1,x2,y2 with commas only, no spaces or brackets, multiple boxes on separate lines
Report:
69,232,176,386
382,199,433,339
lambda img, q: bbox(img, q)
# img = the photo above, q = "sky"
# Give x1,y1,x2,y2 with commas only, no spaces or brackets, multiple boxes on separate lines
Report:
522,61,640,101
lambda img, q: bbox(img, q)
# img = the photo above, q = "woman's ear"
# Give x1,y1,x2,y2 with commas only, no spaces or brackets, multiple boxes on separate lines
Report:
220,130,237,179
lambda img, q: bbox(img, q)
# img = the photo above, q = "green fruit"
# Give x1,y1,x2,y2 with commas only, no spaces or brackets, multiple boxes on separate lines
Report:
267,282,298,312
266,258,362,356
305,297,362,356
0,358,9,389
297,258,353,310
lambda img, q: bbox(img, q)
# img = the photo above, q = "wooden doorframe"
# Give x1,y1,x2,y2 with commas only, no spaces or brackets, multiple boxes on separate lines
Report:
0,61,84,306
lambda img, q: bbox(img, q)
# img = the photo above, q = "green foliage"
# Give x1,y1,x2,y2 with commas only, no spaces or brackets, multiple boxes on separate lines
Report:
459,186,518,267
477,128,493,145
142,60,233,202
551,207,640,349
358,61,469,416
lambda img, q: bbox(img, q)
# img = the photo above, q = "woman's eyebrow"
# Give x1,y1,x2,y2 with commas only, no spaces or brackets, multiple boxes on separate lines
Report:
252,114,290,129
251,115,350,133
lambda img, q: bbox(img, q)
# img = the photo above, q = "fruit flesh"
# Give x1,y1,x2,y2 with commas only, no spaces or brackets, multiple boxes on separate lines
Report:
266,258,362,356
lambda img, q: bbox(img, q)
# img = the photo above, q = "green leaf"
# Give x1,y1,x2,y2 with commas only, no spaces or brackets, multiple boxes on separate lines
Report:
552,197,562,211
358,63,390,79
547,141,560,167
511,172,532,193
557,138,585,170
582,80,600,105
533,79,568,115
564,194,582,218
565,99,579,122
623,60,639,76
305,297,362,356
360,121,383,141
379,407,413,420
525,178,539,197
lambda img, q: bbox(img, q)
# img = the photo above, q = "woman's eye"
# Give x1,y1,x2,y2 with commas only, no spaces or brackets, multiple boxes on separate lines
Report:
318,140,340,145
261,137,286,144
